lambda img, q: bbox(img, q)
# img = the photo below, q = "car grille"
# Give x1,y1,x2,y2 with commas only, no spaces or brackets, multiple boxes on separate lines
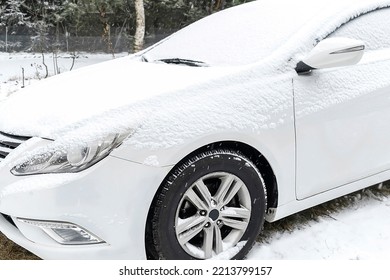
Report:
0,132,31,163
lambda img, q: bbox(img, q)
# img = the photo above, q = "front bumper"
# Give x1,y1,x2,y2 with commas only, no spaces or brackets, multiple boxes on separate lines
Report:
0,138,172,259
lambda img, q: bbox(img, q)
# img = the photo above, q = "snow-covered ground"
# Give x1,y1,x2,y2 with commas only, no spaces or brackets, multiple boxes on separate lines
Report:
0,52,127,101
0,52,389,260
248,185,390,259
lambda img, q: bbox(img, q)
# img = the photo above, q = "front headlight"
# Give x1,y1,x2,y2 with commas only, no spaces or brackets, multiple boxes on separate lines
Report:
11,133,129,176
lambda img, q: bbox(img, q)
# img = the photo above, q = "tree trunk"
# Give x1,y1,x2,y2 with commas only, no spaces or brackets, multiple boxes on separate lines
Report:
133,0,145,53
97,4,113,54
5,26,8,53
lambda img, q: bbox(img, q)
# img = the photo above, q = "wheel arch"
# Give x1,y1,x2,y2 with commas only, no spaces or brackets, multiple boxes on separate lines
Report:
177,141,278,208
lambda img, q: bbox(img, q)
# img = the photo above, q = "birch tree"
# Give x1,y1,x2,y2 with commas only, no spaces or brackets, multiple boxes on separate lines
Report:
133,0,145,52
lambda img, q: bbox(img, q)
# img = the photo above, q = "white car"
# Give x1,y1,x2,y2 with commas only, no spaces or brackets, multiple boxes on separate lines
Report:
0,0,390,260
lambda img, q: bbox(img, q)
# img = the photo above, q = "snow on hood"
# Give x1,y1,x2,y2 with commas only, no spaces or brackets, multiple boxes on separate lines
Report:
0,56,237,138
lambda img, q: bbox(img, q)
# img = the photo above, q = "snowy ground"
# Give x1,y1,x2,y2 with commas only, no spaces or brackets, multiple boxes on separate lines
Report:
0,52,127,101
248,184,390,260
0,52,389,260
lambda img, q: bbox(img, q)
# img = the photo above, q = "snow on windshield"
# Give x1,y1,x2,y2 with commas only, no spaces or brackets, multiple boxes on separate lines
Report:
144,0,330,66
145,0,390,67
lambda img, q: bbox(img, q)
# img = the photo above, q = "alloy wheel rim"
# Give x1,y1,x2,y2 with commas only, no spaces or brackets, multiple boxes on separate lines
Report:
174,172,251,259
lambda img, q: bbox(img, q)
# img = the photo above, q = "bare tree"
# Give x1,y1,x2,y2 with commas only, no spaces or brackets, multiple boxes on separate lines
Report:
133,0,145,53
95,1,113,54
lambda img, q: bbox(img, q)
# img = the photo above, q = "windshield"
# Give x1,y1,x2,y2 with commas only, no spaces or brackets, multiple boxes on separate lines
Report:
143,0,327,67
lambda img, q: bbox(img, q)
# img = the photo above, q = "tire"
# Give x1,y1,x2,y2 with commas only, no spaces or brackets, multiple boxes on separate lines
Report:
146,149,267,260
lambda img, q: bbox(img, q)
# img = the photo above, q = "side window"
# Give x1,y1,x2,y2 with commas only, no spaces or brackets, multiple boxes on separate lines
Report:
329,8,390,50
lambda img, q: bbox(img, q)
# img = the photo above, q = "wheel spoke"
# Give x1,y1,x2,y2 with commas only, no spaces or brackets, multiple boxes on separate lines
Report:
214,225,223,255
221,217,248,231
221,181,243,206
214,174,235,205
203,224,214,259
185,188,209,211
194,180,212,208
221,206,251,220
177,221,205,246
176,215,207,235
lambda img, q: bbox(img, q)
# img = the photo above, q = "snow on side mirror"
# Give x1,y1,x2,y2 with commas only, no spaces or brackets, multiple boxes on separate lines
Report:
296,37,365,74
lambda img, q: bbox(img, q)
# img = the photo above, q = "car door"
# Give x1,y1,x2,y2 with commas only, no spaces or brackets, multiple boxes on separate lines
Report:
294,8,390,199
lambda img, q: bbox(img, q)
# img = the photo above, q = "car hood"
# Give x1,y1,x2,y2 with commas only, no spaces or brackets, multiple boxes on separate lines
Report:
0,56,235,139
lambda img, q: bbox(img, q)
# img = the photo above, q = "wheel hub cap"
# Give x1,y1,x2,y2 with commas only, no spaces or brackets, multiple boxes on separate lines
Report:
208,209,219,221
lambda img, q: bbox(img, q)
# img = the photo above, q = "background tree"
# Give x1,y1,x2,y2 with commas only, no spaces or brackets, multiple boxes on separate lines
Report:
133,0,144,52
1,0,254,53
0,0,30,52
24,1,61,77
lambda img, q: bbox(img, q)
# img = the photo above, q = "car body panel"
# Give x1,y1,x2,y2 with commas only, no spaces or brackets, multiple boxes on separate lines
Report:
113,123,297,207
295,51,390,199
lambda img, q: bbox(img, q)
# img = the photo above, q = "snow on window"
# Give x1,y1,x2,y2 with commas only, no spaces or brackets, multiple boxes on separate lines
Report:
329,8,390,50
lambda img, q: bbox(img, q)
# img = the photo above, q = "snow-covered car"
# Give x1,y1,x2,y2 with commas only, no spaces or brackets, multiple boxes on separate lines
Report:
0,0,390,260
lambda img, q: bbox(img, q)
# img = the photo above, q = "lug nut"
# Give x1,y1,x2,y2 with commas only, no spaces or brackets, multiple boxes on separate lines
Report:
204,222,211,228
217,220,222,226
200,210,207,216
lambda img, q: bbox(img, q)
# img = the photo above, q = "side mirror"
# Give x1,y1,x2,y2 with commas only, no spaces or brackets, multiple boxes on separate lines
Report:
296,37,365,74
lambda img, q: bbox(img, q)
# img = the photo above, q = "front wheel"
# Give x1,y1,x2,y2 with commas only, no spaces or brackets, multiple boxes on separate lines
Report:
146,149,267,260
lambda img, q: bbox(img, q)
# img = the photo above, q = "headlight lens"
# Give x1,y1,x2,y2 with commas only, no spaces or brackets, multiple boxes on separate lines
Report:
11,133,128,176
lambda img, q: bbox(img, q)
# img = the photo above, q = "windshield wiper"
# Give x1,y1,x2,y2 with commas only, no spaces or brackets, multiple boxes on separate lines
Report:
141,55,149,62
156,58,208,67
